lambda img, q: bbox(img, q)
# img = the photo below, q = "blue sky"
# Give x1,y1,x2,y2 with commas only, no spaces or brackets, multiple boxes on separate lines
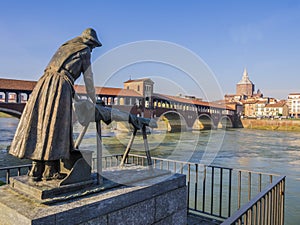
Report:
1,0,300,100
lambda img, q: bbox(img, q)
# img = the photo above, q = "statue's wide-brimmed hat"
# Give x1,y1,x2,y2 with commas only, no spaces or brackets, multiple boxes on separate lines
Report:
81,28,102,47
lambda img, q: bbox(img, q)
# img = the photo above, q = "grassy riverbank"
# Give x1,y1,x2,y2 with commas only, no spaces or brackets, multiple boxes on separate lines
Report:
0,112,12,118
241,119,300,132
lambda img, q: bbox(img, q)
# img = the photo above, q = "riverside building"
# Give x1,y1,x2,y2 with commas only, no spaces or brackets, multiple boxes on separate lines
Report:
288,93,300,118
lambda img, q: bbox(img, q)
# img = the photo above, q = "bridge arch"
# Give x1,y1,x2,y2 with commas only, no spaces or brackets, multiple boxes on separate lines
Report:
192,114,214,130
155,111,187,132
0,107,22,118
218,116,233,129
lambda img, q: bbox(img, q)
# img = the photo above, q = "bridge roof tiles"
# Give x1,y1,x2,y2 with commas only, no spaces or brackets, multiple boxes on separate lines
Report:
0,78,142,97
155,93,227,109
74,85,142,97
0,78,36,91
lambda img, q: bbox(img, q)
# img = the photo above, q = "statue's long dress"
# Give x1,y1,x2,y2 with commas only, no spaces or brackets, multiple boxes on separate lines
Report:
9,38,95,161
9,71,74,161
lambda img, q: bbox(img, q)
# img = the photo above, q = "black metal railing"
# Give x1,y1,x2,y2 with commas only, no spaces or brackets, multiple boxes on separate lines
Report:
0,164,31,184
119,154,282,221
221,175,285,225
0,154,285,224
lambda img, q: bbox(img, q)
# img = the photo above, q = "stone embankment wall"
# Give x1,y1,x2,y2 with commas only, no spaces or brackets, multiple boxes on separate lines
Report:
241,119,300,132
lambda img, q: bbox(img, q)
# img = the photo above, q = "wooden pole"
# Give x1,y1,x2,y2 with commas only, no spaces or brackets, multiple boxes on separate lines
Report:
120,128,138,167
74,123,90,149
142,125,152,167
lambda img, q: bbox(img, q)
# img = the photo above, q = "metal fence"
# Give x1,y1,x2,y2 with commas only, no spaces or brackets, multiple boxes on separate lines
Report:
0,164,31,184
0,154,285,224
117,154,285,223
221,175,285,225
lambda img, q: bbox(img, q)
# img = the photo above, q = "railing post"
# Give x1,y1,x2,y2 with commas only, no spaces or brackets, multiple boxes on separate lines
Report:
202,165,206,212
6,169,10,184
228,169,232,217
211,166,214,215
219,168,223,217
280,178,285,225
258,173,262,192
262,197,265,225
96,121,103,185
248,172,252,201
238,171,242,209
187,164,190,209
194,164,198,210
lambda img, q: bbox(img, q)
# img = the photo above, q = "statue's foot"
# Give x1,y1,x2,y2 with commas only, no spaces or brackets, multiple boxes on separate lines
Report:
29,175,42,182
28,160,45,182
42,160,62,181
42,172,66,181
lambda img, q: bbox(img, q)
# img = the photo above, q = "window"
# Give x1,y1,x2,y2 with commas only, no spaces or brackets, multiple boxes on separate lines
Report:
146,85,151,92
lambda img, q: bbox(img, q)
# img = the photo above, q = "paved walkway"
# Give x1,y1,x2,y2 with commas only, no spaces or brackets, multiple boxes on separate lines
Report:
187,213,222,225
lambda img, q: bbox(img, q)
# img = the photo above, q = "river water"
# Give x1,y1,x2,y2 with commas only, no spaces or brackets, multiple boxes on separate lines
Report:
0,117,299,224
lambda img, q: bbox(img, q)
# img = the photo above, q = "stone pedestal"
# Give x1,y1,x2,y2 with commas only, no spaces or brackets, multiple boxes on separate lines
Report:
9,176,94,202
0,168,187,225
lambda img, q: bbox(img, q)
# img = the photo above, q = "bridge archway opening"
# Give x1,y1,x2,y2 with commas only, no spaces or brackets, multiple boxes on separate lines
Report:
193,114,214,130
0,92,5,101
155,111,187,133
0,108,22,118
218,116,233,129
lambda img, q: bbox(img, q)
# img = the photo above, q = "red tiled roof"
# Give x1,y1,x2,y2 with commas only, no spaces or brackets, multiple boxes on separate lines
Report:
123,78,154,83
74,85,142,97
0,78,36,91
288,93,300,95
154,93,228,109
0,78,231,110
226,104,236,110
265,102,287,108
256,100,268,104
242,100,258,104
97,87,142,97
0,78,142,97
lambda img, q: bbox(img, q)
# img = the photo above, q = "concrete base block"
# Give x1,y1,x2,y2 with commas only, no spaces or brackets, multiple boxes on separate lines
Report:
0,168,187,225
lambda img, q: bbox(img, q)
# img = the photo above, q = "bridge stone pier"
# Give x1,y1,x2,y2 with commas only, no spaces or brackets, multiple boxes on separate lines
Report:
153,110,237,132
153,111,187,132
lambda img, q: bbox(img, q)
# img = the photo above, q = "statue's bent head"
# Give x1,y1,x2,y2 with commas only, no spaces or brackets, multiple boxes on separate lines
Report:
81,28,102,47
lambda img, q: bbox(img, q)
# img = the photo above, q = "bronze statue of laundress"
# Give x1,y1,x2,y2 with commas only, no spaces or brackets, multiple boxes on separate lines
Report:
9,28,102,181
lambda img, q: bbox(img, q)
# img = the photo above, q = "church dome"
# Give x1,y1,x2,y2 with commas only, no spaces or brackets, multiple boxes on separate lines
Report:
237,68,253,85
